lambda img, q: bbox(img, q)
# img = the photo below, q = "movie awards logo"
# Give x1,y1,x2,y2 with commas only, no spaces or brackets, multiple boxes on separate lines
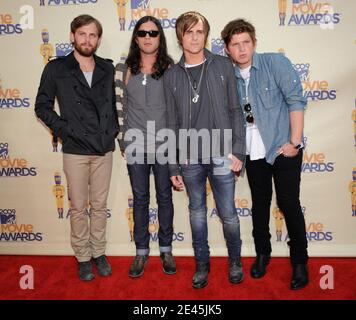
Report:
301,138,335,173
235,198,252,218
149,208,184,242
283,206,333,242
65,206,112,220
39,0,98,6
0,209,43,242
292,62,336,101
115,0,176,31
55,42,73,57
210,38,227,57
0,6,34,36
124,195,184,242
277,0,341,27
0,13,22,35
349,167,356,217
210,198,252,219
0,79,30,109
0,143,37,177
0,143,9,158
305,220,333,242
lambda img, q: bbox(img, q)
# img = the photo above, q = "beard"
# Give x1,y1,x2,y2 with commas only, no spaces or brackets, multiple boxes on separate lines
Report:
73,41,98,57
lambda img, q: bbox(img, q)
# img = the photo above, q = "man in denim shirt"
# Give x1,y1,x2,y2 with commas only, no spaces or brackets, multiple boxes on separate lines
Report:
222,19,309,290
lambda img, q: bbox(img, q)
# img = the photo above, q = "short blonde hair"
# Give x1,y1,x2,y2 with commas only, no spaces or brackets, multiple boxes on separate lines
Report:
175,11,210,46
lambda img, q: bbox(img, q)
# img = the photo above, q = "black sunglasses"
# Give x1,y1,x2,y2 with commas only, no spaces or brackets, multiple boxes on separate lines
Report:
244,103,254,123
137,30,159,38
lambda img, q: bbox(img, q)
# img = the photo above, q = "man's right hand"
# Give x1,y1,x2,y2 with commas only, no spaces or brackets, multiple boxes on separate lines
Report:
170,175,184,191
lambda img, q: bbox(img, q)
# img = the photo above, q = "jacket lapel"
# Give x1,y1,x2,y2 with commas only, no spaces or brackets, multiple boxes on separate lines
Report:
91,55,108,88
65,52,91,89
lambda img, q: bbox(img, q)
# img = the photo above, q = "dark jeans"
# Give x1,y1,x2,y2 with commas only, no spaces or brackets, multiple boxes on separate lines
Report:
181,157,242,263
127,156,174,255
246,150,308,265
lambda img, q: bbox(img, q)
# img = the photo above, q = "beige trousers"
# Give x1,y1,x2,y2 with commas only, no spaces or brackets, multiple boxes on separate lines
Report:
63,152,113,262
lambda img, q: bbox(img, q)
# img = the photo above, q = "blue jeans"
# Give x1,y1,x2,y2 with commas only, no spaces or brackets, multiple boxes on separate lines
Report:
127,154,174,256
181,157,242,263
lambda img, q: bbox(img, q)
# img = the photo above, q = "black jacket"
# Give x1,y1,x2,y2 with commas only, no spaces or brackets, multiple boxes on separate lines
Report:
163,49,246,176
35,52,119,156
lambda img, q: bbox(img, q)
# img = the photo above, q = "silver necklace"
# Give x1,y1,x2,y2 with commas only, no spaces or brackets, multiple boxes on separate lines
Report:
185,62,205,104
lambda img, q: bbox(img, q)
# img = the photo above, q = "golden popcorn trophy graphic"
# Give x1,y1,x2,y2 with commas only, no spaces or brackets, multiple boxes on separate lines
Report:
40,28,54,65
278,0,287,26
125,195,134,241
114,0,127,31
53,172,65,219
273,207,285,241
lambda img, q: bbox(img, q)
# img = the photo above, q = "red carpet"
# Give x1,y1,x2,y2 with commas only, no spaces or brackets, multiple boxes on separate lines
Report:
0,256,355,300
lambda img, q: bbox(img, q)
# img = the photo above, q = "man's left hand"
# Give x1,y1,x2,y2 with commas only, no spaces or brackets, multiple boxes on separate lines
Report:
277,143,299,158
228,154,243,172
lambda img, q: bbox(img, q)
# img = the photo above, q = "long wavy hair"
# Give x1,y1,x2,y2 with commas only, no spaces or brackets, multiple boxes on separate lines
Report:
126,16,173,80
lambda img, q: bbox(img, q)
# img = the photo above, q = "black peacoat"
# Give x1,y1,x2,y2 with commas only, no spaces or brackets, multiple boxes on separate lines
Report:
35,51,119,155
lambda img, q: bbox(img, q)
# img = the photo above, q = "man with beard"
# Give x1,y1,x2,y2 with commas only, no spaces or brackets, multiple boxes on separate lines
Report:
35,15,119,281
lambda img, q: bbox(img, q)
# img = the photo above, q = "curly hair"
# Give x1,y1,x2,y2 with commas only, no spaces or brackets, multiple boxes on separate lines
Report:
125,16,173,80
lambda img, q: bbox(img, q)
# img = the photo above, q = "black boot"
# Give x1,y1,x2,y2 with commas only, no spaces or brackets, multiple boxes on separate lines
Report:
229,259,244,284
291,264,309,290
160,252,176,275
93,255,112,277
192,262,210,289
78,261,95,281
250,254,270,279
128,255,148,278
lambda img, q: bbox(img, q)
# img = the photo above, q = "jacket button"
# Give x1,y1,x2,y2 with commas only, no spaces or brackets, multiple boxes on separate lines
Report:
77,100,81,104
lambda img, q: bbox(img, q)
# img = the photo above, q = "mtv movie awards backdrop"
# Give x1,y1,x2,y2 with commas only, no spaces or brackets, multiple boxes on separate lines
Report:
0,0,355,257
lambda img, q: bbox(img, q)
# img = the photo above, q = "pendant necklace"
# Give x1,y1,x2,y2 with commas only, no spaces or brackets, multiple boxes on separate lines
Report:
185,61,205,104
142,73,147,86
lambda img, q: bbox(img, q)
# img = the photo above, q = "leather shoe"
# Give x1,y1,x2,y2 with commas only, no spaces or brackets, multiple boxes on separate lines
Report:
291,264,309,290
93,255,112,277
192,262,210,289
129,255,148,278
250,254,270,279
160,252,176,275
229,259,244,284
78,261,95,281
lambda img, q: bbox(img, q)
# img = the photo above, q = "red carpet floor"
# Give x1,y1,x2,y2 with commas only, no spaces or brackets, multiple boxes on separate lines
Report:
0,256,355,300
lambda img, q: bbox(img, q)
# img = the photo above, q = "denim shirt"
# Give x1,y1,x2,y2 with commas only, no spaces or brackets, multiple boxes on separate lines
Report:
234,52,307,165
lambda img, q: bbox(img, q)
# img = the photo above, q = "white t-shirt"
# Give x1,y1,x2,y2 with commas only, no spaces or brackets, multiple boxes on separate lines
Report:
83,71,93,87
239,66,266,160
